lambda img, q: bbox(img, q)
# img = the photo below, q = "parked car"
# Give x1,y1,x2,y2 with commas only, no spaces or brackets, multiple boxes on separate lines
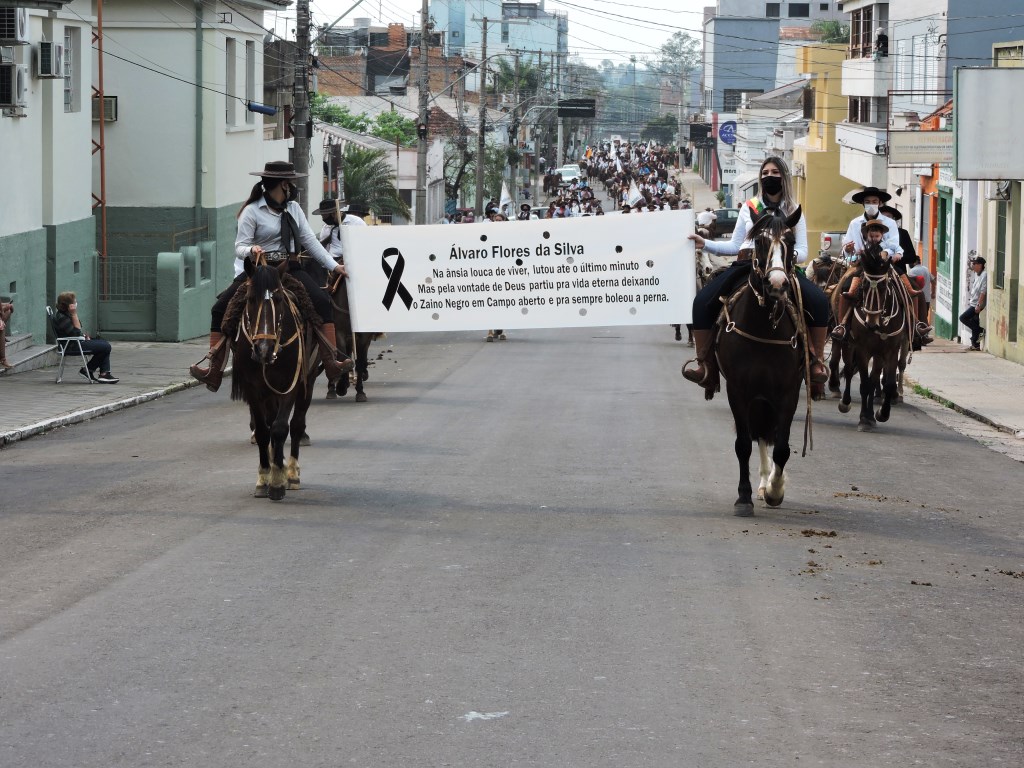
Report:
714,207,740,238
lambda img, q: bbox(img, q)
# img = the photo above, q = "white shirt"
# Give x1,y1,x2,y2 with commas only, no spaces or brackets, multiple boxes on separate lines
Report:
318,215,367,259
696,210,716,227
968,270,987,309
701,200,809,263
234,197,337,277
842,214,902,260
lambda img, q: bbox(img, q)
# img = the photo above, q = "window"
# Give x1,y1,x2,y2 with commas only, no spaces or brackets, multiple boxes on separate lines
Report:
802,86,815,120
850,7,874,58
995,200,1007,289
63,26,80,113
501,22,509,42
245,40,255,125
225,37,237,125
789,3,810,17
820,3,830,9
766,3,781,17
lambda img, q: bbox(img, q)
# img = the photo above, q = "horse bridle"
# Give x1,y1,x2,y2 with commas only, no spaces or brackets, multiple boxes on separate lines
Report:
239,284,306,395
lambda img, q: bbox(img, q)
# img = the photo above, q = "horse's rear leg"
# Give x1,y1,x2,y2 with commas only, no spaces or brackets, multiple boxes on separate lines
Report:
858,360,878,431
876,362,898,423
756,439,770,500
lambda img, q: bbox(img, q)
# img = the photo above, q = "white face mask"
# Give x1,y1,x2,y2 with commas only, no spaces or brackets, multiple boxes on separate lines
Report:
864,204,879,217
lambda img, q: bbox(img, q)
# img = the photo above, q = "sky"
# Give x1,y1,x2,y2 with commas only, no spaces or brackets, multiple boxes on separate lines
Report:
270,1,712,68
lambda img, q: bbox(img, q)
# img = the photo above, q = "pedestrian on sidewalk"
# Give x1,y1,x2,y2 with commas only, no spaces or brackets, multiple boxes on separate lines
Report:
0,298,13,370
52,291,119,383
960,256,987,350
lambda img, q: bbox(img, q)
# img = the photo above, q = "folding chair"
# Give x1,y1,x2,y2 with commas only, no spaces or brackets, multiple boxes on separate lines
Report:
47,306,93,384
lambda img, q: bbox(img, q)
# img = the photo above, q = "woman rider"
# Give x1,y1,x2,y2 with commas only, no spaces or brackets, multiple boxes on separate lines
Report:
190,161,351,392
684,156,830,396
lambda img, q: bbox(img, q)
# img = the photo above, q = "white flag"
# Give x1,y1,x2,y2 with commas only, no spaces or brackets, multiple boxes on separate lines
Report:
500,181,513,211
615,155,624,174
627,180,644,206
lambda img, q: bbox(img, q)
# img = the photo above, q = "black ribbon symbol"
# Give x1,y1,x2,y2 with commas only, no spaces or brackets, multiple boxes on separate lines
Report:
381,247,414,310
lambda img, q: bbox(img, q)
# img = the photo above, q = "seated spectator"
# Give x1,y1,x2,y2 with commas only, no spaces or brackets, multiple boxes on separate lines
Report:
0,297,13,370
52,291,119,383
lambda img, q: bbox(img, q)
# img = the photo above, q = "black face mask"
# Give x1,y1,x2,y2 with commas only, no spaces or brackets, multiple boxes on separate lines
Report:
760,175,783,197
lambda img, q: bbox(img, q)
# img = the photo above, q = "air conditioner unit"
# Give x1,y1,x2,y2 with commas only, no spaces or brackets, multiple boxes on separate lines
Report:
91,94,117,122
35,40,64,78
0,62,28,107
0,8,30,46
986,180,1012,201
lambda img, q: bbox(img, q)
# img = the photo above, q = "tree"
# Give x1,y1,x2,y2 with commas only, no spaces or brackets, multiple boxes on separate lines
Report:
490,58,546,96
370,111,417,147
339,144,410,219
310,93,369,133
811,20,850,44
641,114,678,145
648,31,701,80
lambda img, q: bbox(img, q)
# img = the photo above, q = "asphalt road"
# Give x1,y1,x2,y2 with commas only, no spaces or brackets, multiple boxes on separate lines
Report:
2,327,1022,767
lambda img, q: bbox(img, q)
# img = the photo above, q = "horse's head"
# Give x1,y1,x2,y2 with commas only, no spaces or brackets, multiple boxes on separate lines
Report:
244,264,286,365
750,206,801,299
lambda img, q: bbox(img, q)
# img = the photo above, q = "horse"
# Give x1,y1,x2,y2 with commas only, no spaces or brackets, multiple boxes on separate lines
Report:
808,253,851,396
228,262,317,500
714,206,810,516
326,271,382,403
832,243,910,431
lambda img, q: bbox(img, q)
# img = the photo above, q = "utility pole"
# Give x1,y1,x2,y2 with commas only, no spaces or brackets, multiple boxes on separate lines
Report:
293,0,311,211
415,0,429,224
474,17,488,218
509,49,520,210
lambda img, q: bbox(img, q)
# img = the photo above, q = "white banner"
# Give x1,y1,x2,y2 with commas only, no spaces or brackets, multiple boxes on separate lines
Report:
340,212,696,332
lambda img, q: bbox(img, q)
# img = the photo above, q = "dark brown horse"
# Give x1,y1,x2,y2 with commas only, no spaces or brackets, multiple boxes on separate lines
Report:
808,253,851,396
228,263,316,500
326,272,381,403
832,244,910,431
715,207,809,516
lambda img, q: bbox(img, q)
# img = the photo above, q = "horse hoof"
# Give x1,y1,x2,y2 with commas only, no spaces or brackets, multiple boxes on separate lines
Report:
875,410,889,423
838,402,851,414
268,485,286,501
250,430,257,445
896,395,903,404
287,479,300,490
254,484,268,498
355,392,368,403
857,421,875,432
300,433,311,446
325,388,337,400
764,491,784,508
734,502,755,517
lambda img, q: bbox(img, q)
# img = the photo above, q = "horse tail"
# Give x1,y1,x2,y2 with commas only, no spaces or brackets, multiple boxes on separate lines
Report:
230,361,247,403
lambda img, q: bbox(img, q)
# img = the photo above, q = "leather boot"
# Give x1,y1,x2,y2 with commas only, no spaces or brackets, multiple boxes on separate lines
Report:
831,293,853,341
316,322,353,381
808,326,829,384
682,329,719,399
189,331,228,392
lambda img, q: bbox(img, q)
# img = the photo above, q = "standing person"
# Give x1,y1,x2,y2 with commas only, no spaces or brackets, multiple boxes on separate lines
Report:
905,253,934,345
0,297,13,370
51,291,119,383
685,156,831,396
189,161,350,392
314,197,366,261
960,256,987,350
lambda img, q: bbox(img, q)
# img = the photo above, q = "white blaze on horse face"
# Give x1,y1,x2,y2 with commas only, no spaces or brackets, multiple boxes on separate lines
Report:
264,289,272,300
768,240,788,290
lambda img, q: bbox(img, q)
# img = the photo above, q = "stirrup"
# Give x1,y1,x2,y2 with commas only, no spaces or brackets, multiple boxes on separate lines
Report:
682,358,710,385
831,325,847,341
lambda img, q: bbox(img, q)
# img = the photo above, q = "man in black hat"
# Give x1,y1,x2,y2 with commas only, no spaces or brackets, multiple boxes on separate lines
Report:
313,197,366,261
190,161,351,391
517,202,532,221
842,186,902,262
960,256,987,350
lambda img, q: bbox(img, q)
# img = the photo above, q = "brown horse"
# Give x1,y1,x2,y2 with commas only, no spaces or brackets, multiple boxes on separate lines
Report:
326,272,382,403
715,207,808,516
832,244,910,431
227,263,317,500
808,253,851,396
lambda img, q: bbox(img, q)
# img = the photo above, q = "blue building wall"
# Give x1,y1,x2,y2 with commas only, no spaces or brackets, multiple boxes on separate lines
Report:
707,18,781,113
947,0,1024,80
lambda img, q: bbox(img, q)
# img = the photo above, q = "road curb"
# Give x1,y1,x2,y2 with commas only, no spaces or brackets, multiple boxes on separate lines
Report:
0,378,203,448
903,373,1020,437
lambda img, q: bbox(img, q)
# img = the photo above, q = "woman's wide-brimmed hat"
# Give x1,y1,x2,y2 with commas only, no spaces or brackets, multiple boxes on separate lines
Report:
250,160,307,179
312,198,348,216
850,186,892,204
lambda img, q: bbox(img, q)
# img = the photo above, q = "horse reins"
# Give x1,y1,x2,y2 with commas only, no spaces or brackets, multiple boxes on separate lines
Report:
239,287,306,396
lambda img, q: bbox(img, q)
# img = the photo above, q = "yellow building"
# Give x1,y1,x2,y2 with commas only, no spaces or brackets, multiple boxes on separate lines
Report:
792,45,851,259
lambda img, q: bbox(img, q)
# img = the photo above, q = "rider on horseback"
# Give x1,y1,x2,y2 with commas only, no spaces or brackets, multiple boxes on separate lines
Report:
190,162,353,392
833,187,933,345
684,156,831,397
